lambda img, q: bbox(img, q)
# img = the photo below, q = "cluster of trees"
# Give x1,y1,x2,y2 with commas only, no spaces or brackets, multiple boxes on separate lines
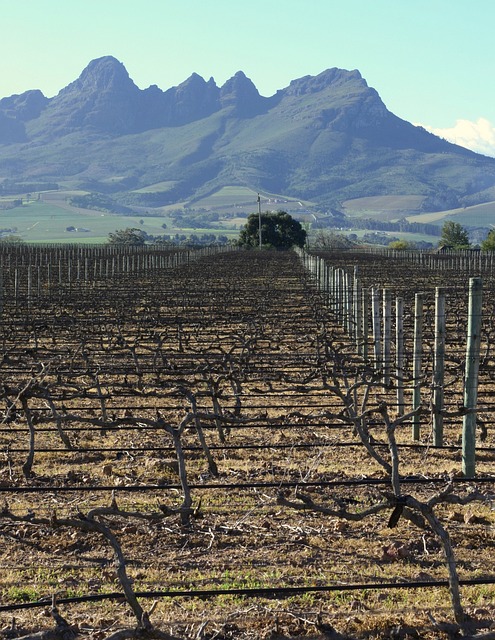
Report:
169,209,220,229
107,228,147,245
351,217,441,237
312,212,441,238
311,230,356,250
107,228,230,246
0,180,59,195
0,199,22,210
106,217,495,252
437,220,495,251
107,212,307,249
246,216,495,253
70,192,133,215
0,234,23,244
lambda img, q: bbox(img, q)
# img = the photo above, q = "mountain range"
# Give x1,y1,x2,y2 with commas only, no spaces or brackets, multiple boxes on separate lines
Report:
1,55,495,213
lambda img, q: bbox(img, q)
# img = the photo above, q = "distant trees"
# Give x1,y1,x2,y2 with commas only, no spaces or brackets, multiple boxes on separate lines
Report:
107,228,146,245
106,227,231,246
169,209,219,229
388,239,416,250
71,192,133,215
311,230,355,250
439,221,470,249
481,229,495,251
238,211,306,249
349,217,441,237
0,234,23,244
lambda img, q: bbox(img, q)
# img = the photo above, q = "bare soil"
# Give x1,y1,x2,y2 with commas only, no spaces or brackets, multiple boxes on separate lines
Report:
0,248,494,640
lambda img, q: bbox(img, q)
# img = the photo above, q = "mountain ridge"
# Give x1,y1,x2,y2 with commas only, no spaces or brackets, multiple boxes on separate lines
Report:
0,55,494,212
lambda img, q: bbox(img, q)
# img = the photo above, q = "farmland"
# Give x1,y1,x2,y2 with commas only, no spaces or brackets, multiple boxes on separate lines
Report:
407,201,495,228
0,197,241,244
5,184,495,248
0,186,319,245
0,245,495,639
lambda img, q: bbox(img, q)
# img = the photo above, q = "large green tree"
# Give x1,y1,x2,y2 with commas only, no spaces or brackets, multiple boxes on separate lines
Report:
439,221,470,249
238,211,306,249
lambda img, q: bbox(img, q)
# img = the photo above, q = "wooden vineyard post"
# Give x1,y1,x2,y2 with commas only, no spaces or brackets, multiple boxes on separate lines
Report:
330,267,336,316
334,267,340,317
462,277,483,478
328,264,333,307
326,263,332,310
336,269,343,324
412,293,423,440
27,265,32,306
343,269,351,334
362,288,369,361
396,296,404,416
372,288,382,373
383,289,392,386
14,268,19,305
433,288,446,447
335,268,342,319
354,270,363,355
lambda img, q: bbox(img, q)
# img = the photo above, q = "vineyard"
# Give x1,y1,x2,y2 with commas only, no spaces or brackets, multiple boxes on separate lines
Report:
0,245,495,640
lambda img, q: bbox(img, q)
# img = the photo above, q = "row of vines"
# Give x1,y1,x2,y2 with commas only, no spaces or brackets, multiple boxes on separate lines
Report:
0,245,494,640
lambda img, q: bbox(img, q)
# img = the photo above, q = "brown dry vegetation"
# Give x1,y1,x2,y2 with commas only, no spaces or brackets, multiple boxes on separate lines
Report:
0,247,494,640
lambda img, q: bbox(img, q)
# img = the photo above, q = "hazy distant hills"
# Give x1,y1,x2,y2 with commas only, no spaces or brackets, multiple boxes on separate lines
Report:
1,55,495,212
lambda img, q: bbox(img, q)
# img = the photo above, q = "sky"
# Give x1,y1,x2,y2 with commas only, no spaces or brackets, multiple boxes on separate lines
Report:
1,0,495,156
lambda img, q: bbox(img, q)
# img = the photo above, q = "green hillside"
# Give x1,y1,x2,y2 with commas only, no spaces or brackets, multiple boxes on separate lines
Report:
343,195,426,220
407,201,495,227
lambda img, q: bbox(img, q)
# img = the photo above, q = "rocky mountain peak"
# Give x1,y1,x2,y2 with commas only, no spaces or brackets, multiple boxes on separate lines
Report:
38,56,142,135
65,55,137,94
171,73,220,124
220,71,265,116
0,89,48,121
284,67,365,96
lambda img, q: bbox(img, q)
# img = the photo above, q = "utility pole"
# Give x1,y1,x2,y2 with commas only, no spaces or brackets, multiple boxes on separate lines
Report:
258,193,262,248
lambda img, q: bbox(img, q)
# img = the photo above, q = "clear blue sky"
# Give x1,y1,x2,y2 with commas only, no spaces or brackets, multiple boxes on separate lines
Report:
2,0,495,153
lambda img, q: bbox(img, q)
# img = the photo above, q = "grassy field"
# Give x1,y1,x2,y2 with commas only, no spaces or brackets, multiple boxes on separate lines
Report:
190,185,260,208
0,200,159,243
191,186,315,215
342,195,426,219
339,228,438,245
0,186,315,243
407,200,495,227
0,198,240,243
131,180,178,194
